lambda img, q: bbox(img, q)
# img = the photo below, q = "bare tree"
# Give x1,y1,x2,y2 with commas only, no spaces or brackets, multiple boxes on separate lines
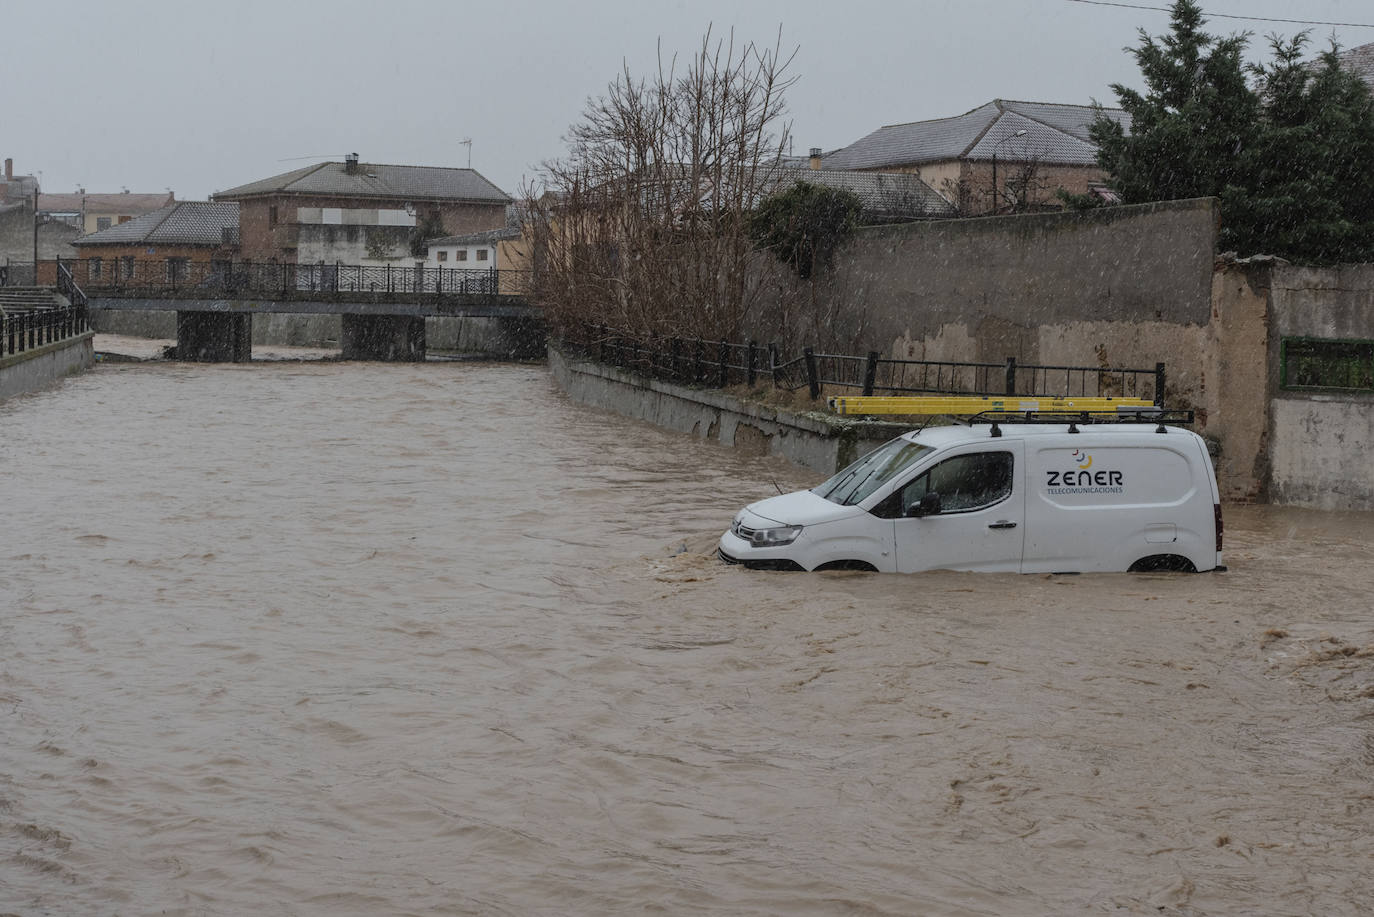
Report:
523,27,797,340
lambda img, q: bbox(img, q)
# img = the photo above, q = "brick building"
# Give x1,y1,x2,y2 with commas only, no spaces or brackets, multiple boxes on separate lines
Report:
212,154,511,265
69,201,239,284
820,100,1131,215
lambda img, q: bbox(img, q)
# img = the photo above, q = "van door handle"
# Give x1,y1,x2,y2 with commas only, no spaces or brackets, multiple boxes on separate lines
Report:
987,521,1018,529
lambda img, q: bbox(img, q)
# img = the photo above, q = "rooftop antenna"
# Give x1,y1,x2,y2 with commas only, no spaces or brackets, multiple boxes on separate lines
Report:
459,138,472,168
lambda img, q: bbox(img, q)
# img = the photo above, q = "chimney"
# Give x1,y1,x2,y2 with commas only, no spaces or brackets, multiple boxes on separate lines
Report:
345,152,359,174
808,148,822,171
4,158,11,180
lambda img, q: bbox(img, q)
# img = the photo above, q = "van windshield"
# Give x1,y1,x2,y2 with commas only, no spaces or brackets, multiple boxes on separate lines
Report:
813,438,934,506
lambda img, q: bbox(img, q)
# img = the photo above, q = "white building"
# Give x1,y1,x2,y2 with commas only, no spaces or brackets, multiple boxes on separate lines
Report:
424,226,521,270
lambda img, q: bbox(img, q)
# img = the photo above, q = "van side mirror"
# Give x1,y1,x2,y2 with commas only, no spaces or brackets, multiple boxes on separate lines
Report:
907,492,942,517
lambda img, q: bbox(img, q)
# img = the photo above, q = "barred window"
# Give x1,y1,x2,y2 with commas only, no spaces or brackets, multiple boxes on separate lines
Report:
1281,338,1374,392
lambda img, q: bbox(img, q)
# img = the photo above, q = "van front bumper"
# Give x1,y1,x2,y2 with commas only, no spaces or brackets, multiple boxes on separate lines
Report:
717,532,807,571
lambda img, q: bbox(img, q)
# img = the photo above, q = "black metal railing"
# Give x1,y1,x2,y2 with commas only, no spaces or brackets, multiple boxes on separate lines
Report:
2,305,90,358
56,260,88,310
45,258,529,298
568,324,1167,405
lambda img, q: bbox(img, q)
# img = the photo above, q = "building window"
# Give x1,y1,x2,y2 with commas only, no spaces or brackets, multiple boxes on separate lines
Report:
456,250,467,261
121,256,136,280
1281,337,1374,392
476,249,488,262
166,257,190,284
437,250,448,262
96,216,112,231
269,205,279,226
89,257,102,279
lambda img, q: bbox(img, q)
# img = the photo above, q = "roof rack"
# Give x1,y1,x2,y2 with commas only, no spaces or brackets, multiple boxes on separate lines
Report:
966,409,1195,436
828,395,1156,416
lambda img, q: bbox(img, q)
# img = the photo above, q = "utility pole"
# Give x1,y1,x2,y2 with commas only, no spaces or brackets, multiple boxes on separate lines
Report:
32,185,38,268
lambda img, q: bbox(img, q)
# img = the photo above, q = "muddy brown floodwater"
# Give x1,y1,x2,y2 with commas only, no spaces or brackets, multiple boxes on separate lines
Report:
2,358,1372,916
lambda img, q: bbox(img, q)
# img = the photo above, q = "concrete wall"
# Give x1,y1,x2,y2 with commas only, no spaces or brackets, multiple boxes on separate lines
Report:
0,204,80,263
1205,261,1272,502
549,348,909,476
798,198,1218,353
1264,264,1374,510
0,333,95,401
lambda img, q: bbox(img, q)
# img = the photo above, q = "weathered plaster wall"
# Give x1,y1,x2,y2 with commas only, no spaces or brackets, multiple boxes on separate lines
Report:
1268,398,1374,509
0,205,80,263
1264,264,1374,510
807,197,1218,353
1204,261,1273,501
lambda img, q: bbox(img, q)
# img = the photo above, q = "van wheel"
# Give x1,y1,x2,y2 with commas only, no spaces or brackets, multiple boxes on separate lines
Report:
814,560,879,572
1129,554,1198,573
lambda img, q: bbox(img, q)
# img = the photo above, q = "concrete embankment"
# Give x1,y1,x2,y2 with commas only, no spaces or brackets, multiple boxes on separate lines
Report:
0,333,95,401
548,347,908,475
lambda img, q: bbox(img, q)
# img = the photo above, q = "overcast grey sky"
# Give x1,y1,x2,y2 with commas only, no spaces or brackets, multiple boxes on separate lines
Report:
5,0,1372,201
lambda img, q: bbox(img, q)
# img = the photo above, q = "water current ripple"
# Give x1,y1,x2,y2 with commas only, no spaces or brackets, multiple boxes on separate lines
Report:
2,360,1373,914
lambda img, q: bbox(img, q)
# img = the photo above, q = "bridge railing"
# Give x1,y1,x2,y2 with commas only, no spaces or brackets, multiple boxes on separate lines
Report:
48,258,531,298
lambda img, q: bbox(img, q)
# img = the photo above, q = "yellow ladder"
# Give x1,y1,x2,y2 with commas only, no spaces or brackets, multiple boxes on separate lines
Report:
827,395,1156,415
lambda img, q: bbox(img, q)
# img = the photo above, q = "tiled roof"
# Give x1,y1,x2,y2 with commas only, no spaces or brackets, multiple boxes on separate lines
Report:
822,100,1131,171
213,161,512,204
430,227,523,246
38,192,173,214
1334,41,1374,90
72,201,239,247
766,168,956,219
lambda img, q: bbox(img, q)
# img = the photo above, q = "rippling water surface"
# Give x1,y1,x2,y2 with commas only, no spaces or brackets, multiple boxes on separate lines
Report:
3,359,1372,915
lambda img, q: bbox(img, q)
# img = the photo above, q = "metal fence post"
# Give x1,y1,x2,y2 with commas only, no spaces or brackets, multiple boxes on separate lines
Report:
804,347,820,400
1155,362,1166,407
769,343,780,387
862,351,880,395
718,340,729,387
692,338,703,383
1005,357,1017,395
747,341,758,386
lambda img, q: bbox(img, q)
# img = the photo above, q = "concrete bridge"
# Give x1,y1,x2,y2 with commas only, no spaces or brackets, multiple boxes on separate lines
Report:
81,264,541,361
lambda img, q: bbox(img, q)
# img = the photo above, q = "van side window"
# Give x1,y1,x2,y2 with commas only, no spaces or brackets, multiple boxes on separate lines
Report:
900,451,1013,514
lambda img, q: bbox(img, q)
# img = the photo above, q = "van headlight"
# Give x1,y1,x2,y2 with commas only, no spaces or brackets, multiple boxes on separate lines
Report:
732,518,803,547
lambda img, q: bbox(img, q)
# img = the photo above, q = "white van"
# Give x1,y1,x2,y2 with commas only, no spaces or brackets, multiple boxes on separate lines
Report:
718,419,1224,573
